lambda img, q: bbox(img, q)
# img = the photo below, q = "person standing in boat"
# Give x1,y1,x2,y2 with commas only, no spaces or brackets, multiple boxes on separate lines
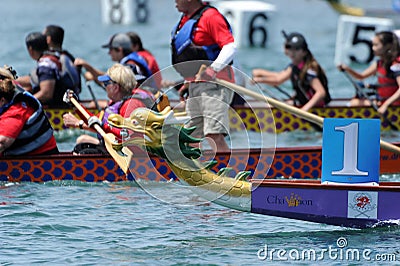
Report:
62,63,155,154
43,24,82,96
337,31,400,114
74,33,154,88
171,0,236,152
252,31,331,112
16,32,74,108
0,78,59,156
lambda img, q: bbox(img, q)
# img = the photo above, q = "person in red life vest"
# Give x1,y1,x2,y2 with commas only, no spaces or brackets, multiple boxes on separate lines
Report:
338,31,400,114
252,31,331,112
0,78,59,156
171,0,237,152
74,33,153,89
16,32,74,108
127,31,163,89
62,63,155,154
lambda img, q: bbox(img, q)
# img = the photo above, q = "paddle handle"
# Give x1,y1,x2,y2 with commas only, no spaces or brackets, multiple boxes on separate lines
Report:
216,78,324,126
215,78,400,154
70,97,106,138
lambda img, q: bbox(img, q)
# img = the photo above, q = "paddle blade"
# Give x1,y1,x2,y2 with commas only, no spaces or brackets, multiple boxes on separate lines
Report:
104,133,133,174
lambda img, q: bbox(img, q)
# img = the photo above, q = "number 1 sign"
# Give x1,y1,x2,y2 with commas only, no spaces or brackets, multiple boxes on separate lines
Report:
321,118,380,184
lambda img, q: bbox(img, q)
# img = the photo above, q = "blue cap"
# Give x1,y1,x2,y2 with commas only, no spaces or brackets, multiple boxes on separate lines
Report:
98,74,112,82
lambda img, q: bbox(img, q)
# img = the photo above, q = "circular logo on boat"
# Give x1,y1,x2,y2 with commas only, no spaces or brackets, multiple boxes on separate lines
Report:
351,192,375,211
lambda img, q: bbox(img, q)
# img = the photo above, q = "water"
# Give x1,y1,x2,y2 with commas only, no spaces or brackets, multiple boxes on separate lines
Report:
1,0,400,265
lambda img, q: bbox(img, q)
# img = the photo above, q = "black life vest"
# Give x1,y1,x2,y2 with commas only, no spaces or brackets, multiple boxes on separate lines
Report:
290,64,331,106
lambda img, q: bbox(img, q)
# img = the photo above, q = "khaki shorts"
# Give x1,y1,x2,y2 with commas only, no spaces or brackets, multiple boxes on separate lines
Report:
185,81,234,137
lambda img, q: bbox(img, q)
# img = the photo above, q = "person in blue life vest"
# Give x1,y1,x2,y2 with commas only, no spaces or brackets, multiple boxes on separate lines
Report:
43,24,81,96
16,32,75,108
171,0,237,153
74,33,153,89
0,77,59,157
62,63,156,154
252,31,331,112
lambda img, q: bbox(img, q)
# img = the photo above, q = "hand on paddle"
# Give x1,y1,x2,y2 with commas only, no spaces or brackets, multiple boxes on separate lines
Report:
178,81,190,101
87,116,102,128
195,66,216,82
63,89,78,105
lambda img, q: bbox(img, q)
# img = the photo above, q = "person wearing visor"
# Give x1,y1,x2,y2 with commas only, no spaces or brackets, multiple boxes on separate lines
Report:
74,33,153,88
62,63,154,154
0,77,58,157
252,31,331,111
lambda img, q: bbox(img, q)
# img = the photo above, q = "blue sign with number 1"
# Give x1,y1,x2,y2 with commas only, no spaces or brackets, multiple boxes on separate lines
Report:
321,118,380,184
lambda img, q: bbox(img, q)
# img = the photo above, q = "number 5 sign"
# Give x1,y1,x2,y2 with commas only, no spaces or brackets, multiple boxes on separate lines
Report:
334,15,394,65
321,118,380,184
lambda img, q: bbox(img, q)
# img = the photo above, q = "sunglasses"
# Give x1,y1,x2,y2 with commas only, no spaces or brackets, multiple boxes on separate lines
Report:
285,44,296,50
103,79,115,87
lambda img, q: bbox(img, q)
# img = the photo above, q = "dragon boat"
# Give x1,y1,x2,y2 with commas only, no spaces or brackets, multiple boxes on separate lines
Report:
46,98,400,133
104,104,400,229
1,142,400,184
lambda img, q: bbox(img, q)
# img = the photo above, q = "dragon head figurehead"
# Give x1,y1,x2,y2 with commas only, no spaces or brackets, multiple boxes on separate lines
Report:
107,106,252,212
107,106,203,161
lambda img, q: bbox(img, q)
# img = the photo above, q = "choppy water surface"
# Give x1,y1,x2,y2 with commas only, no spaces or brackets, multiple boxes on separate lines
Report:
1,181,400,265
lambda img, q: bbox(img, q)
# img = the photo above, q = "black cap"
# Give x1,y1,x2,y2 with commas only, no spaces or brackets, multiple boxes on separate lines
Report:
282,31,308,50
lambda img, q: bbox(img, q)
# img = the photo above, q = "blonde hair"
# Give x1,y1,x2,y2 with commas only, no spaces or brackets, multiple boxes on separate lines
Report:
106,63,137,95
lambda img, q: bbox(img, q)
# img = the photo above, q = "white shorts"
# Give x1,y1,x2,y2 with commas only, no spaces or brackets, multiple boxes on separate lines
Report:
185,81,234,137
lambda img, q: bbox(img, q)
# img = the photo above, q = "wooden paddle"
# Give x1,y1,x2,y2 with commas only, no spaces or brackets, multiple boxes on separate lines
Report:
341,70,398,131
207,73,400,154
70,97,133,174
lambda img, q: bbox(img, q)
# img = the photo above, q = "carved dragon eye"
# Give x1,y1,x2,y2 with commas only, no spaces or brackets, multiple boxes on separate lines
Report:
131,119,139,126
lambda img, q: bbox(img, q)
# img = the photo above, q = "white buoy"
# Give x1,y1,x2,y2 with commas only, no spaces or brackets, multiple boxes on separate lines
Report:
213,1,277,48
334,15,394,66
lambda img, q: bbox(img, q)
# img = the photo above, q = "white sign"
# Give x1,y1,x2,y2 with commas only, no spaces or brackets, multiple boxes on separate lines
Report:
334,15,394,65
214,1,277,48
347,191,378,219
101,0,149,25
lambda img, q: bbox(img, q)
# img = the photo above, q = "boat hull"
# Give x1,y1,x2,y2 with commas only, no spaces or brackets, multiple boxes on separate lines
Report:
1,143,399,183
251,179,400,228
46,101,400,133
0,150,271,183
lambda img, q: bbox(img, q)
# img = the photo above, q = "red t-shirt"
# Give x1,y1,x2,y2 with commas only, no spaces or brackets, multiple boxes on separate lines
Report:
179,6,235,81
137,50,162,89
180,7,234,48
0,102,57,156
